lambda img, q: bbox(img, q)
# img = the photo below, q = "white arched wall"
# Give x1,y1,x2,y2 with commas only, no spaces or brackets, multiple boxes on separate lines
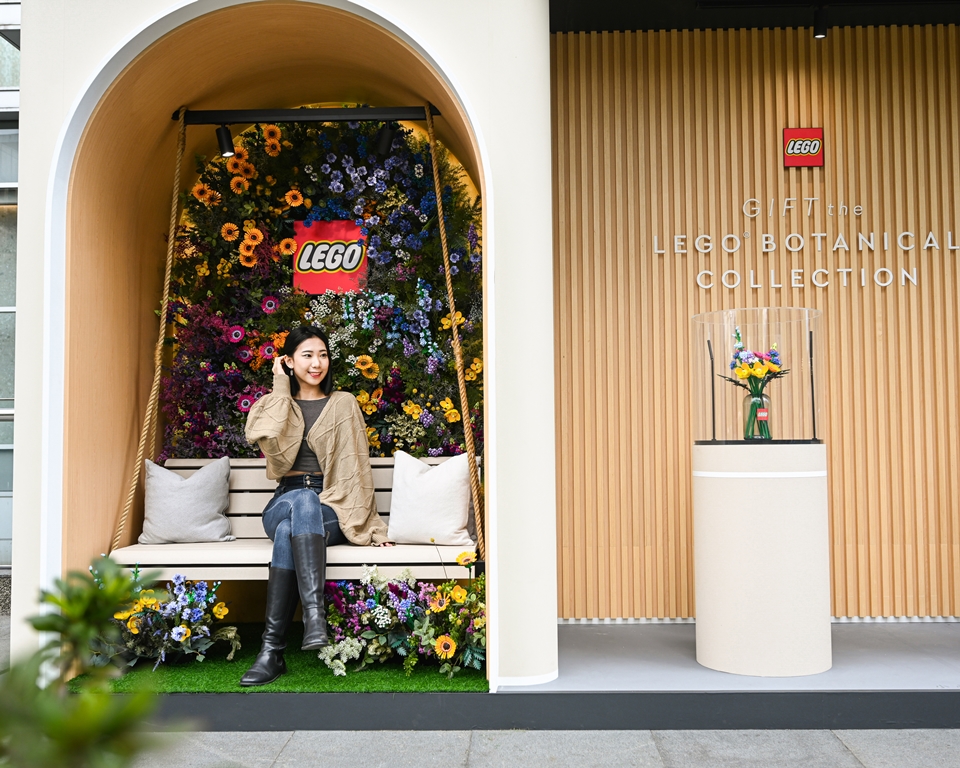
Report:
11,0,557,689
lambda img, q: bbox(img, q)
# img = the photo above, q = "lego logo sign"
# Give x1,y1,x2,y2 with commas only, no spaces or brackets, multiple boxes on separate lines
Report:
783,128,824,167
293,220,368,294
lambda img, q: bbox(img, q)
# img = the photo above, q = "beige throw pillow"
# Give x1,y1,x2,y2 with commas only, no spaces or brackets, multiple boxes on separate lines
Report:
387,451,475,546
139,458,235,544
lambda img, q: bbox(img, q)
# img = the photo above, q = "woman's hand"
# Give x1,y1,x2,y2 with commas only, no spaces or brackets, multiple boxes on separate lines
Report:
272,355,286,377
374,541,396,547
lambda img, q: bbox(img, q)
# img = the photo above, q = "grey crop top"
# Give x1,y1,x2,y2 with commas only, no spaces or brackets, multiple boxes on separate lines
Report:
290,398,329,473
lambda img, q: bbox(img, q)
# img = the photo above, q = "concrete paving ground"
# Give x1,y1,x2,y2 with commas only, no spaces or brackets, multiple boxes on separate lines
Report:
131,729,960,767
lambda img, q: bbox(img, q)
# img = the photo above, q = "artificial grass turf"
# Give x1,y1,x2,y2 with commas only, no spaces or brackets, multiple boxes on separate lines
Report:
70,623,488,694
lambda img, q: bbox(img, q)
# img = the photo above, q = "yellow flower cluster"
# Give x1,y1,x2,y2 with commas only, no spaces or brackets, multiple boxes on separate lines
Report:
356,390,379,415
112,590,162,634
440,311,465,330
439,397,461,423
733,360,781,380
403,400,423,420
196,262,210,277
464,357,483,382
355,355,380,380
216,258,231,278
366,427,381,450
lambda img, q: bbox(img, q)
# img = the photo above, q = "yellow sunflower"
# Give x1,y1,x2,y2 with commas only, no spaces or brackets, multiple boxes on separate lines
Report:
354,355,374,370
230,176,249,194
226,156,244,174
430,593,450,613
361,363,380,380
451,586,467,603
285,189,304,207
221,222,240,241
434,635,457,660
279,237,297,255
371,388,383,400
232,146,249,161
265,139,282,157
240,162,256,180
239,251,258,268
212,602,229,619
244,227,264,245
239,241,257,256
263,124,282,142
191,182,212,201
456,551,477,566
203,189,222,206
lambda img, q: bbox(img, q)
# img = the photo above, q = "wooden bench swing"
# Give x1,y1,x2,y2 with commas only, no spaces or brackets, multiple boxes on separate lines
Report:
109,104,485,583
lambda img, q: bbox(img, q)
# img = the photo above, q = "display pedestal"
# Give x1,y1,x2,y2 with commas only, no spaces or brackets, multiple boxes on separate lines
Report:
693,442,832,676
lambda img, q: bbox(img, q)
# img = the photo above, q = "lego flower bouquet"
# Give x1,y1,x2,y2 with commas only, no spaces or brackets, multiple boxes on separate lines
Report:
719,327,789,440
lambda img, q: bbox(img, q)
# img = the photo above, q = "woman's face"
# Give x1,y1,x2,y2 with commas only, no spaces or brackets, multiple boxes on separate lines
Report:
285,337,330,394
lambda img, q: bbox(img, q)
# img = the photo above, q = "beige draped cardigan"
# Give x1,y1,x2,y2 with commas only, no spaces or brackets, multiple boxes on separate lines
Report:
244,374,388,545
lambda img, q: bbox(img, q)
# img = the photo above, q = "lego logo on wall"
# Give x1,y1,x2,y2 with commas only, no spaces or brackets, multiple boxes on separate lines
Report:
783,127,824,167
292,219,368,294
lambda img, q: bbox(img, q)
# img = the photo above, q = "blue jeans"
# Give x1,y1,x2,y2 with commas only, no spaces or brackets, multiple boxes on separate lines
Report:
262,482,345,571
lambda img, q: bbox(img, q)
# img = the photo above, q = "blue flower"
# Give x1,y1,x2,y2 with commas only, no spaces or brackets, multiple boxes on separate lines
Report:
326,153,337,163
366,599,376,609
320,163,331,174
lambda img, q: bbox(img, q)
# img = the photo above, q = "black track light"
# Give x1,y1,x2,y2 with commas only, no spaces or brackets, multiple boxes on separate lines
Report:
375,123,396,157
216,125,235,157
814,5,828,39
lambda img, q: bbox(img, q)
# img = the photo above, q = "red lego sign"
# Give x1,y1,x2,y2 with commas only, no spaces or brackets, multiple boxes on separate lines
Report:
292,219,368,294
783,128,824,168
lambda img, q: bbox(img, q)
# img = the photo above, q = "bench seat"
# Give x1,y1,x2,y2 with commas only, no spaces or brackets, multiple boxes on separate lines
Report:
108,457,474,581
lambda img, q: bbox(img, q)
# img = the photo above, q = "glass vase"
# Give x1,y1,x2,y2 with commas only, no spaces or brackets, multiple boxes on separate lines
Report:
743,392,772,440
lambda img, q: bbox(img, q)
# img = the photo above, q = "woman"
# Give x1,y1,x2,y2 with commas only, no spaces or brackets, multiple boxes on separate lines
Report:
240,326,392,686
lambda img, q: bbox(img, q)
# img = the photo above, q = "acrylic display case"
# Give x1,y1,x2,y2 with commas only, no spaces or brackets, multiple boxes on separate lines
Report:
690,307,824,445
689,308,832,677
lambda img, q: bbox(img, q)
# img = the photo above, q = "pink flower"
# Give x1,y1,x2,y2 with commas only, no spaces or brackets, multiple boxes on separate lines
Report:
237,393,255,412
237,347,253,363
227,325,245,343
262,296,279,314
259,342,276,360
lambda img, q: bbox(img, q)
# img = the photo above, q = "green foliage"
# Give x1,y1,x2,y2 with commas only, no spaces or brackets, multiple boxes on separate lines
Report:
0,557,157,767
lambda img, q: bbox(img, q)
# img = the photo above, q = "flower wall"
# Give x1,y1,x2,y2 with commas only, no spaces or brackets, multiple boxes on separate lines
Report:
161,118,483,460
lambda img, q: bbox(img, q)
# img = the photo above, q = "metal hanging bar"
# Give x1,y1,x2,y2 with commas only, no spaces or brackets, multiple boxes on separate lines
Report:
172,105,441,125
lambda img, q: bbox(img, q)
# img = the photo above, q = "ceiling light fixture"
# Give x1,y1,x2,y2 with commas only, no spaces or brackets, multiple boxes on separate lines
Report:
216,125,235,157
814,4,828,39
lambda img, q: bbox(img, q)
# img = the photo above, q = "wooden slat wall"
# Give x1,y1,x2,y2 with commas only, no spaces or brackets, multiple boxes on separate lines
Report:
552,26,960,618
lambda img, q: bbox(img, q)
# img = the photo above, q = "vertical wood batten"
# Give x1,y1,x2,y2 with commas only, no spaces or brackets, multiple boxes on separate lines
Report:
553,26,960,619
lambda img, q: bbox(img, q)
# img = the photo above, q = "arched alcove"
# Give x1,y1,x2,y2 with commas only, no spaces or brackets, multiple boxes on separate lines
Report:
62,0,485,574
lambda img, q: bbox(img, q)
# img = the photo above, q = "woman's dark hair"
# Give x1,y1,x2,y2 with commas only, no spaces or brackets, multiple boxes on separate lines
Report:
281,326,334,397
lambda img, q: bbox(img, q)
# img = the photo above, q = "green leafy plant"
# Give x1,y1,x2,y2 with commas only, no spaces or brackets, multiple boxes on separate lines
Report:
0,557,157,767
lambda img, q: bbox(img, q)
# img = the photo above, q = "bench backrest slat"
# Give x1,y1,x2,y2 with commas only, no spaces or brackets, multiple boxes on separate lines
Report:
164,457,450,540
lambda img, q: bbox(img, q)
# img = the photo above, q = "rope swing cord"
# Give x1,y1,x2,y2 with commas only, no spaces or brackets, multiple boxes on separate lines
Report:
423,104,486,562
112,104,486,562
111,106,188,552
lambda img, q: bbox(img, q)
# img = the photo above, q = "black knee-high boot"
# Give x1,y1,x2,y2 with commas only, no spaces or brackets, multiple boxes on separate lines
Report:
240,566,299,686
291,533,330,650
